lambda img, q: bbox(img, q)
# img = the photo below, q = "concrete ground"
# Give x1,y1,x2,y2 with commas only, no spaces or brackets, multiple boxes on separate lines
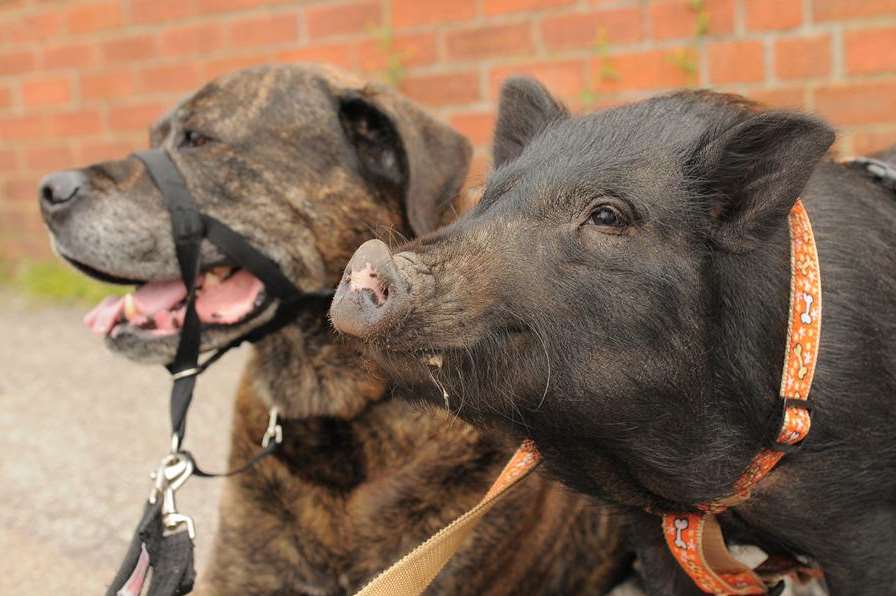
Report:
0,290,246,594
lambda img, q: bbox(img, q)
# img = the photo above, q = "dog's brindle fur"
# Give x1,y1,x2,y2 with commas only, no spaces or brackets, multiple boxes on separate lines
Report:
40,66,628,595
343,79,896,594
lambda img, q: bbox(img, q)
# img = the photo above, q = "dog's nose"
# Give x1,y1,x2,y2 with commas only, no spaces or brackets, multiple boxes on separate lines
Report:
39,170,85,208
330,239,410,338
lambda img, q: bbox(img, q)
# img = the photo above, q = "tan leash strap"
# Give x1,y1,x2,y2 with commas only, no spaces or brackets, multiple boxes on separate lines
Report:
355,441,541,596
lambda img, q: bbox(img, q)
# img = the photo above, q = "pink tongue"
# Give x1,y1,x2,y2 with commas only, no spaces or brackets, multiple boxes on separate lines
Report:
84,270,264,337
133,279,188,315
195,270,264,324
84,296,125,336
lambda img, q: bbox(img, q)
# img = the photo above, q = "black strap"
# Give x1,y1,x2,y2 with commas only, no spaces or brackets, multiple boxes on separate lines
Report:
112,149,333,595
106,502,195,596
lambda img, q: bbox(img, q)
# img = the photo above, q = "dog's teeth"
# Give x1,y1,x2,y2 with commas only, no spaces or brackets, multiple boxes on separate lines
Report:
123,293,139,320
205,271,221,288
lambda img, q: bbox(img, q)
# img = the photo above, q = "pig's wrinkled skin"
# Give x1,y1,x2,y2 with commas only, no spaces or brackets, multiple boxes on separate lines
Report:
332,79,896,595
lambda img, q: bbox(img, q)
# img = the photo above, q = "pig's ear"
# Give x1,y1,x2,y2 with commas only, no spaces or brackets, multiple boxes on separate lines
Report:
339,89,471,236
493,77,569,168
697,111,834,252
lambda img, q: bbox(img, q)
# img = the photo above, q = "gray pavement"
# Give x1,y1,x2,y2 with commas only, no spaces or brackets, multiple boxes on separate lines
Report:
0,290,246,594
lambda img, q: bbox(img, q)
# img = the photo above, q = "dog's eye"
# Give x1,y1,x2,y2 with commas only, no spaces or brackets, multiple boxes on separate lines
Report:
587,205,626,228
181,130,211,149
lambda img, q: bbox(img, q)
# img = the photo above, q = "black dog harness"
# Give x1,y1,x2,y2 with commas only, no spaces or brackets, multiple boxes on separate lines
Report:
106,149,333,596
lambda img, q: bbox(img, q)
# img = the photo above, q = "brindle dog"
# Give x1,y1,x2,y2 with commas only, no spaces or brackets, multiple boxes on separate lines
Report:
38,65,629,595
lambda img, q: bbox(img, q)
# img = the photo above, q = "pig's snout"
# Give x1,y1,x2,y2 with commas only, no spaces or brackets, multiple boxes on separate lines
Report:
330,239,410,338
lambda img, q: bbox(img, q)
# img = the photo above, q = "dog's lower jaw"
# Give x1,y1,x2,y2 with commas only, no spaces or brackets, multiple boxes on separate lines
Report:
249,315,388,421
103,300,281,365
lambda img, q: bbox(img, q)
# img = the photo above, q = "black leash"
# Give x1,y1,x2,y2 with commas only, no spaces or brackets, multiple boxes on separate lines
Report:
106,149,333,596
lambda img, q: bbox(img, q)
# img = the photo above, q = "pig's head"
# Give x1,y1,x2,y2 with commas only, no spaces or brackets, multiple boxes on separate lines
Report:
330,78,834,512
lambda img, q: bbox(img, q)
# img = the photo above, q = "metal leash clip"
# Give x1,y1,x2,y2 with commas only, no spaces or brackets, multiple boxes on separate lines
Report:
149,445,196,539
261,407,283,448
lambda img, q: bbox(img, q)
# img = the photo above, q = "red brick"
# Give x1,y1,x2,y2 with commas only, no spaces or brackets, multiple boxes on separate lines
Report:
196,0,294,12
358,32,437,72
0,115,48,141
708,40,765,84
745,0,802,31
399,72,480,107
66,1,123,35
776,34,830,80
108,102,168,132
445,24,534,61
159,23,227,58
845,27,896,75
22,77,72,108
596,48,694,92
490,59,586,100
41,43,99,70
852,129,896,155
130,0,197,24
7,11,65,44
3,176,41,203
0,50,37,77
465,153,492,188
48,109,105,136
77,140,139,165
101,34,159,65
815,81,896,126
81,70,137,102
391,0,476,29
24,145,76,172
813,0,896,21
540,8,642,51
0,85,11,111
450,111,496,146
306,2,381,40
229,14,299,48
137,63,204,94
650,0,734,40
747,87,806,109
483,0,575,16
280,43,357,70
201,54,274,80
0,148,18,172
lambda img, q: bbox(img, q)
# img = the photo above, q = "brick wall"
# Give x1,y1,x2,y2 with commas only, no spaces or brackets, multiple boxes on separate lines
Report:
3,0,896,258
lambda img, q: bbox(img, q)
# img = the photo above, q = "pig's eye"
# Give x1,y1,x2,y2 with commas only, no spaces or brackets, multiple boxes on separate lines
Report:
587,205,626,228
180,129,211,149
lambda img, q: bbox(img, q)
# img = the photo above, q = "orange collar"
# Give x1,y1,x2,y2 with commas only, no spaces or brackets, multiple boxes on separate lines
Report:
661,199,822,594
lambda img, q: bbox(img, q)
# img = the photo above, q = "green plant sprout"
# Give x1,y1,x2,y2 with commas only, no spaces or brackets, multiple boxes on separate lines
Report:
367,25,411,86
665,0,709,85
580,28,617,109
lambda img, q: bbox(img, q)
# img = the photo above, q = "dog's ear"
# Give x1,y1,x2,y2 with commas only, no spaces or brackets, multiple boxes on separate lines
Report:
338,90,471,236
493,77,569,169
696,111,834,252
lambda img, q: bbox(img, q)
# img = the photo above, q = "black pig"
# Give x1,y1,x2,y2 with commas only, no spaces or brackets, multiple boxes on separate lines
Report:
330,78,896,594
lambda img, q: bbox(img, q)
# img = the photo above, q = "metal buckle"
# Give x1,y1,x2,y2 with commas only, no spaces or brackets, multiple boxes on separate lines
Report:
261,407,282,448
171,367,200,381
149,451,196,539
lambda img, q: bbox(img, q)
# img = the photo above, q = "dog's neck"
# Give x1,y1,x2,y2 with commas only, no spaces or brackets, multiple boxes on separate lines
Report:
248,303,386,420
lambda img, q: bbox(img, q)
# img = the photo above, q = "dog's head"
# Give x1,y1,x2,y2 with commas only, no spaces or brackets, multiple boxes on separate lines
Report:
39,64,470,364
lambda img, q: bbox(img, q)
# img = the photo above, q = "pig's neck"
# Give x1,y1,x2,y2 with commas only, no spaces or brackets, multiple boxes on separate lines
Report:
702,220,793,491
